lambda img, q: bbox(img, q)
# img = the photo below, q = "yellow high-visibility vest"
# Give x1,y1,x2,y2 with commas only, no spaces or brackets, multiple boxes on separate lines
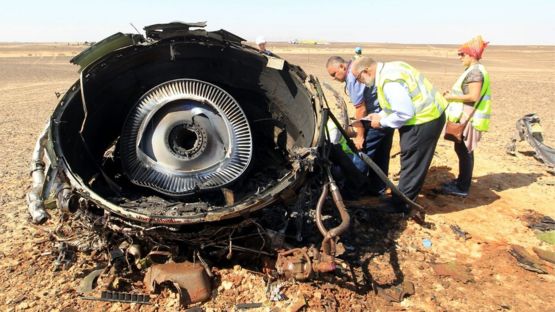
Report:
446,64,492,131
327,120,354,156
376,62,447,125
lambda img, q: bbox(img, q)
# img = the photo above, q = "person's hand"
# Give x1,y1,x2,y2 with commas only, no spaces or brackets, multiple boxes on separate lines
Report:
369,113,382,129
353,135,364,150
345,125,357,138
443,90,454,101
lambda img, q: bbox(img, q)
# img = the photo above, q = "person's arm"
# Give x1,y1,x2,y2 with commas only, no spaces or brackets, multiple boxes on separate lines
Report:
345,72,368,150
368,82,415,129
444,81,482,102
352,102,367,149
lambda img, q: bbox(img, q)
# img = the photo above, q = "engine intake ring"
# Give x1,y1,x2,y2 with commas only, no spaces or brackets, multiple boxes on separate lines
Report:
120,79,253,196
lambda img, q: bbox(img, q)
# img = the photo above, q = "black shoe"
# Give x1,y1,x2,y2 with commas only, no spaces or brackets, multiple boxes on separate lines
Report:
440,183,468,197
441,179,458,188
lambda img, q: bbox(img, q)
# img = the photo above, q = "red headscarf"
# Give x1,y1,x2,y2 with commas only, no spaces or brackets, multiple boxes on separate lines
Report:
458,35,489,60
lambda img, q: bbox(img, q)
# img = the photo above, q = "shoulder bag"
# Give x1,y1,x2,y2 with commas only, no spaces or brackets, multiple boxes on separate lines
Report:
444,93,485,144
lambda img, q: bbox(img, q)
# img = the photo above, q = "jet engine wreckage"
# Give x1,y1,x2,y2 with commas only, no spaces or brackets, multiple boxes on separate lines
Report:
27,22,426,306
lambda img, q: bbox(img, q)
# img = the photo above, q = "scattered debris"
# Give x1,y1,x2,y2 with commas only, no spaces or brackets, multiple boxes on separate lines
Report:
432,262,474,283
506,113,555,171
525,214,555,232
77,268,105,294
422,238,432,249
275,247,336,281
136,250,174,270
10,295,27,305
144,261,212,305
285,295,307,312
375,281,415,303
52,242,75,271
220,280,233,291
532,247,555,264
508,245,547,274
81,290,151,305
531,216,555,231
235,302,264,310
267,281,287,302
450,224,472,240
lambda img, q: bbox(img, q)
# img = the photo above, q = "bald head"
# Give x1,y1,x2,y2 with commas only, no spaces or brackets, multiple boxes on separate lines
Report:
351,56,377,85
351,57,376,77
326,56,346,68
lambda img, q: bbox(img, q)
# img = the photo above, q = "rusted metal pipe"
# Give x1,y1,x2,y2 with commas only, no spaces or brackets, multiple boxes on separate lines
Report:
315,183,330,238
315,169,351,257
314,182,335,256
328,181,350,239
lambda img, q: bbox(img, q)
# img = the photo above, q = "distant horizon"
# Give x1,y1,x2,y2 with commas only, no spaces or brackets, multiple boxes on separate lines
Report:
1,0,554,45
1,41,553,47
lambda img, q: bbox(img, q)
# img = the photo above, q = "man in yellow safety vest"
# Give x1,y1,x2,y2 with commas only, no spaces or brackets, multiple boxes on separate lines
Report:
352,56,447,213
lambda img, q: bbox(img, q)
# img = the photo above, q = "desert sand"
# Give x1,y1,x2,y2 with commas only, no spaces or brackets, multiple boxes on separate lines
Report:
0,42,554,311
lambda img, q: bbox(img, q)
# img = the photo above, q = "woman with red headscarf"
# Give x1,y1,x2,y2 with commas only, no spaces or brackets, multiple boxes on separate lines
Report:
441,36,492,197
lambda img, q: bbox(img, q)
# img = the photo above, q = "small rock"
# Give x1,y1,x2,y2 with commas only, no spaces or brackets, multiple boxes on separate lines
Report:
432,262,474,283
222,280,233,290
286,295,306,312
533,247,555,264
17,302,29,310
9,295,26,305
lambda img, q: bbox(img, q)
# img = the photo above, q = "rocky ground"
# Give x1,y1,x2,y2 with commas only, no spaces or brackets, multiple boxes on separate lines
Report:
0,42,554,311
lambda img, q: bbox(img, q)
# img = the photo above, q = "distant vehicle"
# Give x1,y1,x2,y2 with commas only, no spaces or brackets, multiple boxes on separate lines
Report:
299,39,319,45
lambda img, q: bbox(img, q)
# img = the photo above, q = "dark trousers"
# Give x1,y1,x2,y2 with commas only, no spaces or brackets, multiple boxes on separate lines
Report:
363,127,394,194
454,141,474,191
329,144,368,198
392,113,445,203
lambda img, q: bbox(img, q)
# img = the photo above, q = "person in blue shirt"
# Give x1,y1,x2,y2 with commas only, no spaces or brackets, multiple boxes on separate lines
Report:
353,47,362,60
326,56,394,196
255,36,273,56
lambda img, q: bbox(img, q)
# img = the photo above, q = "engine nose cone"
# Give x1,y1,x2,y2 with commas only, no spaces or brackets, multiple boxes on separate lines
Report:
167,122,207,160
120,79,253,196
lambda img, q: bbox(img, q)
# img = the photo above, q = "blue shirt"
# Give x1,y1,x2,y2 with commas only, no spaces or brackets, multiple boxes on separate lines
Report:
346,62,381,113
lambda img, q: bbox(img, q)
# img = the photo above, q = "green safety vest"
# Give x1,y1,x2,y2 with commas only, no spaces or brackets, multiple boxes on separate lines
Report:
445,64,492,131
376,62,447,126
327,120,354,156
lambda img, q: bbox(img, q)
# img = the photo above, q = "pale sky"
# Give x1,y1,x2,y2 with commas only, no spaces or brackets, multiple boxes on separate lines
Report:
1,0,554,44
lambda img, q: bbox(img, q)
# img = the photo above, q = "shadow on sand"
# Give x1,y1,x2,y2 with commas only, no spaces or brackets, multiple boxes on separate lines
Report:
314,206,410,302
421,165,543,214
